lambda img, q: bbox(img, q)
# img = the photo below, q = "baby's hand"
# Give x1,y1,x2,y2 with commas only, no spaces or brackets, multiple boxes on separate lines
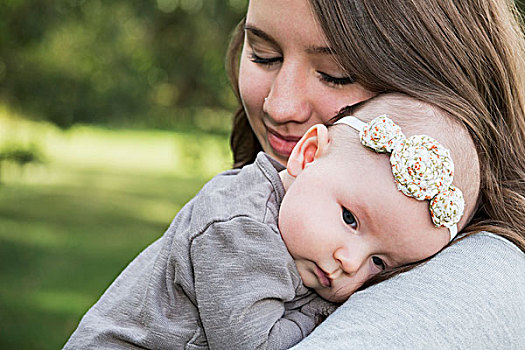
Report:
301,296,339,326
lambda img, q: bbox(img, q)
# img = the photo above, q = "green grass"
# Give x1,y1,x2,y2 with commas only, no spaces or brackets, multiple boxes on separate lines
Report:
0,113,231,349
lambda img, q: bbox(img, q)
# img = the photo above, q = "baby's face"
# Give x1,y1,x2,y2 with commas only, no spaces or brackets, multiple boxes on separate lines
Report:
278,136,450,303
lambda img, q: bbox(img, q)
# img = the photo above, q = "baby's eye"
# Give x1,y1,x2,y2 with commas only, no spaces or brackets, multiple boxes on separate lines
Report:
342,207,357,228
372,256,386,271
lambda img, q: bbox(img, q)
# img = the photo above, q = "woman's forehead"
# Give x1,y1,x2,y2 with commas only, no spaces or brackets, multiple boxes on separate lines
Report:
246,0,327,46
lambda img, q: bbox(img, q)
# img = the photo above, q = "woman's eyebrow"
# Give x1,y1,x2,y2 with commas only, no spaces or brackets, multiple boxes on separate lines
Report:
244,24,278,47
244,23,333,55
305,46,333,55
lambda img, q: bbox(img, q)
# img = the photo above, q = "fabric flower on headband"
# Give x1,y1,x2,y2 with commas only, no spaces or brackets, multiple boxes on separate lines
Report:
335,115,465,241
360,115,404,153
390,135,453,200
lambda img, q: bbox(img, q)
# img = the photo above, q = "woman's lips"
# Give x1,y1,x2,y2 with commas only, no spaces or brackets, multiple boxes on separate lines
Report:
266,128,301,158
314,264,332,288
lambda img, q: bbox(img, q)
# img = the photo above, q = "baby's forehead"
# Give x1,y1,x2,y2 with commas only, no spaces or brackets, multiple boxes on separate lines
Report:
347,95,475,175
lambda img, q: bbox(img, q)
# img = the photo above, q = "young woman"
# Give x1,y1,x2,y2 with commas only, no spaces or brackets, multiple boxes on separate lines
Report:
226,0,525,347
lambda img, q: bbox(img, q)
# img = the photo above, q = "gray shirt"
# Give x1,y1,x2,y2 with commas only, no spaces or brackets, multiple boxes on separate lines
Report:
64,153,333,350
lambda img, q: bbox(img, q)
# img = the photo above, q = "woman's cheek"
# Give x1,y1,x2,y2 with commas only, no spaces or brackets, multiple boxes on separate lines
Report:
238,58,270,118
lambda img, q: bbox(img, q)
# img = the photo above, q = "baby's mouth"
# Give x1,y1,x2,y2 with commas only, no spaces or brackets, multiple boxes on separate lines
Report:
314,264,332,288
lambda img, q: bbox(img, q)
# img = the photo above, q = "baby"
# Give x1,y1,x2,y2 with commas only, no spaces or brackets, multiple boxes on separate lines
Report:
281,93,479,302
64,93,479,349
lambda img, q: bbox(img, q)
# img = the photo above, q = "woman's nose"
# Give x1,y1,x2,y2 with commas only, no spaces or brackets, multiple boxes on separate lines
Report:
263,61,312,125
333,245,366,276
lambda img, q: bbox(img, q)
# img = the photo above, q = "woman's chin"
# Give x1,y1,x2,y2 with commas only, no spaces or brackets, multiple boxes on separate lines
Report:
264,147,289,166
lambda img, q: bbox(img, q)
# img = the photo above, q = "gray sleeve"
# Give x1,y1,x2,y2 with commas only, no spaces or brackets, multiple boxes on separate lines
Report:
191,217,319,350
62,237,178,349
291,233,525,350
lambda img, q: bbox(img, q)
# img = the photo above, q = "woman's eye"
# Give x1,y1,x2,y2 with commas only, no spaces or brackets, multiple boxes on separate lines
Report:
372,256,386,271
342,207,357,228
248,52,282,66
318,71,355,86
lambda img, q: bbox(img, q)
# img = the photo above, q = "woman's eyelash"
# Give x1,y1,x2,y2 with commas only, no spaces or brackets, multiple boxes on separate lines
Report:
249,52,353,86
248,52,282,65
249,52,353,87
317,71,354,86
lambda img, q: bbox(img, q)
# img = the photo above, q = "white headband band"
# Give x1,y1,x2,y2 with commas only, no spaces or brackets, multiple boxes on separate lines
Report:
334,115,464,241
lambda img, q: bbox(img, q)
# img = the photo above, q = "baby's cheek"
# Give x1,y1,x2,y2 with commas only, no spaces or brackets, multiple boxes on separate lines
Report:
278,205,303,250
294,261,316,287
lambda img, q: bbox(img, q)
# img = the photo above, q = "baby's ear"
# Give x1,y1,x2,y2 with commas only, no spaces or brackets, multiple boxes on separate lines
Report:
287,124,329,177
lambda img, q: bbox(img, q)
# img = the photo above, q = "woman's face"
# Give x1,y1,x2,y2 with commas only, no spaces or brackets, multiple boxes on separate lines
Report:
239,0,375,165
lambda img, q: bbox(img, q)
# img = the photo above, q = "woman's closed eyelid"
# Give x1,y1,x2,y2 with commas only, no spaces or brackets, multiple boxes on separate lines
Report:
246,45,353,87
248,52,282,67
245,32,282,55
245,38,283,66
317,71,355,86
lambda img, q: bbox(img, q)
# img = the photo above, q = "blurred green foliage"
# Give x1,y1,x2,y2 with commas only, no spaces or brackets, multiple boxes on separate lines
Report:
0,115,231,349
0,144,43,166
0,2,244,347
0,0,247,129
0,143,44,184
0,0,523,130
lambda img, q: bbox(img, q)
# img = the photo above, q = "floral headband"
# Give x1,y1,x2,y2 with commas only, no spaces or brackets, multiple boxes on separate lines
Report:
334,115,464,241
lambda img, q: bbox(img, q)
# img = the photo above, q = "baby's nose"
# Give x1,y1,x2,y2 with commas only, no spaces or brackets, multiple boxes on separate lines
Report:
333,246,366,276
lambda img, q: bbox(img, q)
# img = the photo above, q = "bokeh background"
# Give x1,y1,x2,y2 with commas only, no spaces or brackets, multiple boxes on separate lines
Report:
0,0,245,348
1,0,524,349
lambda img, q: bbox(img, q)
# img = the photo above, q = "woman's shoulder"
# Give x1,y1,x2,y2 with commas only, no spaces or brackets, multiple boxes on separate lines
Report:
453,231,522,254
392,231,524,298
438,231,524,283
445,231,523,264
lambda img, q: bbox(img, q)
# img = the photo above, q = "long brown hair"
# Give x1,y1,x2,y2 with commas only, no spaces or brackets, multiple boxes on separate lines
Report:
225,0,525,251
226,17,262,169
308,0,525,252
